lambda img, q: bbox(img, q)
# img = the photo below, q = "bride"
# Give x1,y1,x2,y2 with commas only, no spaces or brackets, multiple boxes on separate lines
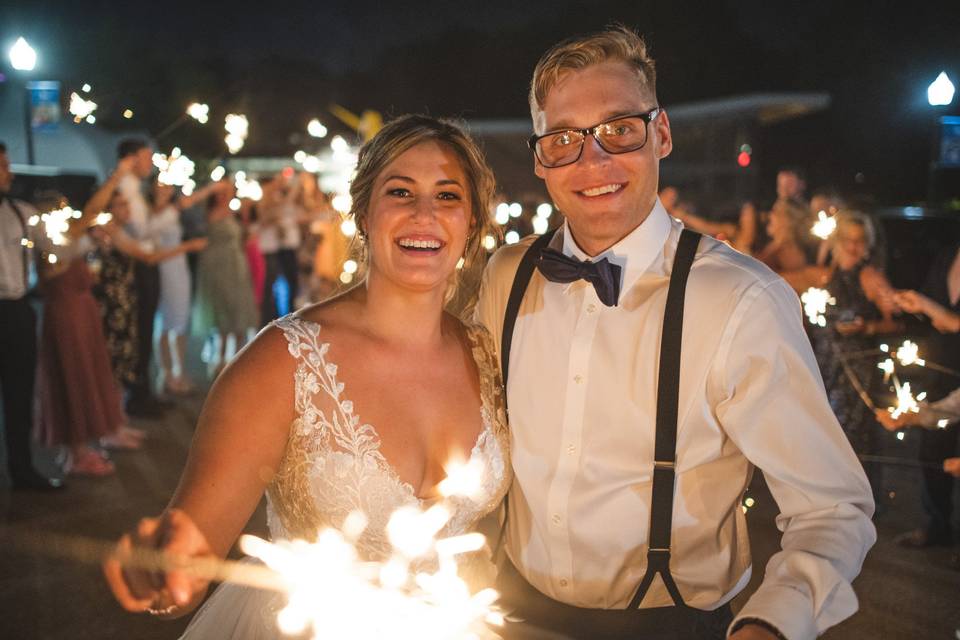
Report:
103,115,510,638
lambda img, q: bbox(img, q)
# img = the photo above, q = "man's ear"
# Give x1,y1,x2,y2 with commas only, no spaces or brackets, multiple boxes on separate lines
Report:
534,156,546,179
654,110,673,160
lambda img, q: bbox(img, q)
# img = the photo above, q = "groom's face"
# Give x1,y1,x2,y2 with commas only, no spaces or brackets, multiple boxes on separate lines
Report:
533,61,672,255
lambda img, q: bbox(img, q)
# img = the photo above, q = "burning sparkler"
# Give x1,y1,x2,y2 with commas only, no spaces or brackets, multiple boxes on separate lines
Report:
811,210,837,240
153,147,196,195
889,380,925,420
187,102,210,124
893,340,925,367
225,114,249,154
800,287,835,327
69,92,97,123
234,171,263,201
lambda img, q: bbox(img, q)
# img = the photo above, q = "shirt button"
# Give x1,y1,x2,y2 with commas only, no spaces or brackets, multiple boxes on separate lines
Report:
573,374,583,384
552,514,561,525
559,578,569,587
586,303,597,314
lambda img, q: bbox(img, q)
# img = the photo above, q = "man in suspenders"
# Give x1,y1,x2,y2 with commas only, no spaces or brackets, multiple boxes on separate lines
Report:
0,142,64,491
475,27,875,639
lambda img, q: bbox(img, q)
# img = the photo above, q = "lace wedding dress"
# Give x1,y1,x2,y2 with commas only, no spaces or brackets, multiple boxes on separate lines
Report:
180,315,511,639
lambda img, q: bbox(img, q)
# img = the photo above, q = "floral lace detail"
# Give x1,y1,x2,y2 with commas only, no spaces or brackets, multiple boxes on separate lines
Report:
266,314,510,561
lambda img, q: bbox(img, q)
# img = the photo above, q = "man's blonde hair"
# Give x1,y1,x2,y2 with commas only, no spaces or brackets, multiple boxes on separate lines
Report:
529,24,657,121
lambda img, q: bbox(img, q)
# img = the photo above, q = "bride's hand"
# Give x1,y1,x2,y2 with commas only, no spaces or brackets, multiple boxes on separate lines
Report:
102,508,214,616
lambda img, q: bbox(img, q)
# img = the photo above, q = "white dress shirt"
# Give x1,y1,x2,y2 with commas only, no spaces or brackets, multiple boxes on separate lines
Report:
117,173,150,240
0,197,42,299
917,388,960,428
475,200,876,640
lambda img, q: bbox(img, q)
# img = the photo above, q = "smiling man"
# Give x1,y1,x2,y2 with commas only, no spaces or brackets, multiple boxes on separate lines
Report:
476,26,875,640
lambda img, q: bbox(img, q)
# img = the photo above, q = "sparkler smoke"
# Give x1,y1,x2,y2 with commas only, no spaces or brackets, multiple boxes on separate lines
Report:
800,287,835,327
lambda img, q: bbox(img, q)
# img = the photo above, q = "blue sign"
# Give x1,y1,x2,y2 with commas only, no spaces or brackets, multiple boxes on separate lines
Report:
27,80,60,131
940,116,960,168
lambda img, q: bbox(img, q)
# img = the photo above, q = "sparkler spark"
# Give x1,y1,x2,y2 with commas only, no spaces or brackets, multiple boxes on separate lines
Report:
877,358,895,383
225,114,249,154
893,340,925,367
69,92,97,122
187,102,210,124
889,380,923,420
153,148,196,194
234,171,263,201
800,287,835,327
811,210,837,240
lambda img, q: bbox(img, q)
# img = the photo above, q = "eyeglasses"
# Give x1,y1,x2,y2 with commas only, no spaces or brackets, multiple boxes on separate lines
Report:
527,107,663,168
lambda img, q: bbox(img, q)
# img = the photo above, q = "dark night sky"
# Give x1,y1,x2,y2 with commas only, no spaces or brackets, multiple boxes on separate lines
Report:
2,0,958,203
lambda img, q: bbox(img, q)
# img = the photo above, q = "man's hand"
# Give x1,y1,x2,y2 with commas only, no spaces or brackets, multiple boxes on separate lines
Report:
944,457,960,478
730,623,780,640
875,409,917,431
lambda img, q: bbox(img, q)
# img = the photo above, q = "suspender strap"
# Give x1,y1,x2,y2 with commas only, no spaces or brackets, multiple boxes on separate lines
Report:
629,228,702,609
6,199,31,291
500,228,558,397
494,228,557,561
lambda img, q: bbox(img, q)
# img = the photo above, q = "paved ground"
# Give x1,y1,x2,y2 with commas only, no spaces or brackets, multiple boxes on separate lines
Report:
1,381,958,639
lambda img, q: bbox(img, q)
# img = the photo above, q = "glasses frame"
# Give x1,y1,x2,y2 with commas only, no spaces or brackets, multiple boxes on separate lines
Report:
527,107,663,168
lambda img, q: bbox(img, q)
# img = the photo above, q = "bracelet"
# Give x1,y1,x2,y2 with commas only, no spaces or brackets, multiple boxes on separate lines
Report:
731,617,789,639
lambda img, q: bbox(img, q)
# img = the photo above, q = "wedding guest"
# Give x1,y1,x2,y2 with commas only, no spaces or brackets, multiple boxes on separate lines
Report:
0,142,63,490
115,138,167,417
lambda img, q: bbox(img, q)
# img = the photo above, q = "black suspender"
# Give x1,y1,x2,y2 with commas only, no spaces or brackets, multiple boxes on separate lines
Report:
497,226,702,610
6,198,31,292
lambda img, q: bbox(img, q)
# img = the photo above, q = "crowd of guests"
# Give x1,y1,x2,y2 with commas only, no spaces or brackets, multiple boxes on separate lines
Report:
0,138,344,486
663,167,960,568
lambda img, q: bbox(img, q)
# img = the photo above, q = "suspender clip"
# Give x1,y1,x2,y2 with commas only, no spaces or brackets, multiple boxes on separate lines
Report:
653,460,675,470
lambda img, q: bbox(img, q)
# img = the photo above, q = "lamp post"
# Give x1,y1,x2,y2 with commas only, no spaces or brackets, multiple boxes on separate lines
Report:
8,37,38,165
926,71,956,205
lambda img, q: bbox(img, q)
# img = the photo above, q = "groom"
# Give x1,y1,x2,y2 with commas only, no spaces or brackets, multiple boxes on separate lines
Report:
476,26,875,640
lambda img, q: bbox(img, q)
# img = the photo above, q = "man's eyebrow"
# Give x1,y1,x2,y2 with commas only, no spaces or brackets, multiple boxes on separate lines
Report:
545,109,641,132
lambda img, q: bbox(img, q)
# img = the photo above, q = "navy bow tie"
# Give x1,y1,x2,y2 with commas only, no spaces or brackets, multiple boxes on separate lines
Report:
536,247,622,307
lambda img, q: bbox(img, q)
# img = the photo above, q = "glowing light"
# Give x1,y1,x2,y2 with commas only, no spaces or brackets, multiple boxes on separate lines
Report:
896,431,905,441
737,151,751,167
187,102,209,124
343,259,358,274
744,497,756,508
27,215,40,226
505,231,520,245
9,37,37,71
339,272,354,284
302,155,321,173
81,83,91,93
39,206,77,246
294,150,307,163
340,218,357,237
437,458,485,500
85,115,96,124
210,166,226,182
811,210,837,240
893,340,925,367
889,380,923,420
153,147,196,189
536,203,553,218
800,287,835,327
229,198,241,211
47,253,58,264
456,257,465,270
20,238,34,248
330,136,349,153
877,358,895,382
308,119,328,138
494,204,510,226
880,344,889,352
69,93,97,121
122,109,133,119
224,113,249,154
94,212,113,226
532,215,549,235
928,72,955,107
938,419,949,429
482,235,496,251
508,203,522,218
332,195,353,214
235,171,263,201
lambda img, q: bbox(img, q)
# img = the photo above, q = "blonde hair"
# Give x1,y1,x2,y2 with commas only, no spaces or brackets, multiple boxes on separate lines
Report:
347,114,498,310
833,209,877,252
529,24,657,122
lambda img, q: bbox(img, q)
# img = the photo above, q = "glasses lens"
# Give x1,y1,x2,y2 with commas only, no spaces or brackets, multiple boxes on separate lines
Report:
595,117,649,154
536,130,584,167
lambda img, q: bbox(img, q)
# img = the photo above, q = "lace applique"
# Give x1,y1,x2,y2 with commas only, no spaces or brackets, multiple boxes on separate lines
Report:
266,314,511,561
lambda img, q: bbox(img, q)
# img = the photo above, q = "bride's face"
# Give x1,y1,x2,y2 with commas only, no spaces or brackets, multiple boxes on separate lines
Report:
365,141,472,293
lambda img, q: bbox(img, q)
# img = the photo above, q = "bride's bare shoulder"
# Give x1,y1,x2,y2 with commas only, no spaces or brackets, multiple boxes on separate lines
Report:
292,287,365,339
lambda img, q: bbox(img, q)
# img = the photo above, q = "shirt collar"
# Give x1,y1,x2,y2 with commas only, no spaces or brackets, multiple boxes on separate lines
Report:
556,198,672,297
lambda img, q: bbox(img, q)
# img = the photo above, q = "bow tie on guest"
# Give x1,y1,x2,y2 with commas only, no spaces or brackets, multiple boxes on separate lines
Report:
536,247,622,307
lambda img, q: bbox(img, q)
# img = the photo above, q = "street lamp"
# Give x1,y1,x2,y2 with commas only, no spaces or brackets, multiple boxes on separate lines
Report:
927,72,955,107
8,37,36,71
7,37,38,164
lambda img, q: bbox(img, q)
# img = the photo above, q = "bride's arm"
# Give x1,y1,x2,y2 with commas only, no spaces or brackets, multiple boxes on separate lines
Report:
103,326,296,616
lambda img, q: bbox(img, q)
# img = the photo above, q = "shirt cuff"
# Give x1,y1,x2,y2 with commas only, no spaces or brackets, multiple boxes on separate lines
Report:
730,584,818,640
